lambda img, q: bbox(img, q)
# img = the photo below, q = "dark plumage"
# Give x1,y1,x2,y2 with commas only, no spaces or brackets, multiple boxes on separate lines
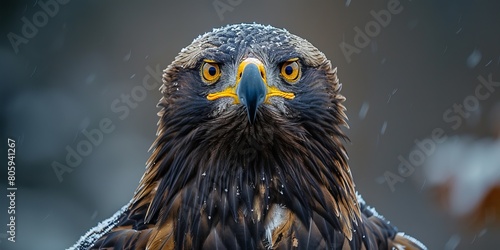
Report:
69,23,427,250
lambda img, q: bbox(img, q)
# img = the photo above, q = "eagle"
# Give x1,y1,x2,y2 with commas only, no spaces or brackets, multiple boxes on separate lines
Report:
69,23,427,250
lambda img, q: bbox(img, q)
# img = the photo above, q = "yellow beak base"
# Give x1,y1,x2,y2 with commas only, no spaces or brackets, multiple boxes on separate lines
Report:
206,58,295,103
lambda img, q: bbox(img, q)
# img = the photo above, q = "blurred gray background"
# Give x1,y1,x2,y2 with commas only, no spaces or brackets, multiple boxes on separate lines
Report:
1,0,499,249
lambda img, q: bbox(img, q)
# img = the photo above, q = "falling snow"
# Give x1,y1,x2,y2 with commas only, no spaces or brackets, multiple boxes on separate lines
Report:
387,88,398,103
123,50,132,61
466,49,482,68
358,102,369,120
444,234,461,250
380,121,387,135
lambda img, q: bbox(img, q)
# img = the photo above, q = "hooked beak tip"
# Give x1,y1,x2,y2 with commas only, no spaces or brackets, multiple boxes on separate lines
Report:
236,63,266,124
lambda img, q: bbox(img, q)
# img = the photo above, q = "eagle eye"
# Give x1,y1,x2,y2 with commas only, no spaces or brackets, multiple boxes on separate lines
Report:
280,58,301,84
201,60,221,84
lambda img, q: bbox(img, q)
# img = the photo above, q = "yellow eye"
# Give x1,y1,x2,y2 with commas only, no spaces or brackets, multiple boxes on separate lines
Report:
201,60,221,84
280,59,300,84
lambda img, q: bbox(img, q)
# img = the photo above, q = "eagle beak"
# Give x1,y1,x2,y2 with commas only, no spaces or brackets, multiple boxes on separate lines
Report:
236,58,267,124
